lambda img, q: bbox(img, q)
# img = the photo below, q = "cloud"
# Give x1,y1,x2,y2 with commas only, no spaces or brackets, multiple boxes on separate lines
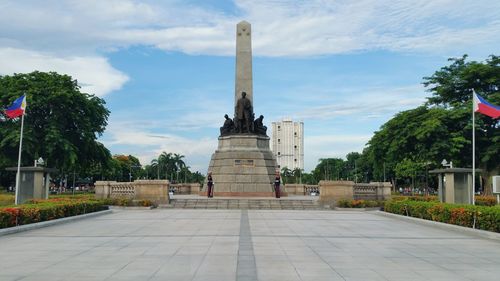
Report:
0,48,128,96
304,134,372,171
1,1,499,57
1,1,499,96
289,85,428,120
102,121,217,172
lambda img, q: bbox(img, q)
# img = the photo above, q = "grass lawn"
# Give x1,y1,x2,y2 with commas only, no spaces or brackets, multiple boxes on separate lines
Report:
0,193,14,206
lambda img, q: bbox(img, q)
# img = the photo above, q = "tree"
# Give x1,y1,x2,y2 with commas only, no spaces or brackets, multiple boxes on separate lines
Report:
280,166,292,184
172,153,186,182
158,152,174,180
313,158,345,182
111,155,142,182
0,71,111,187
363,55,498,193
189,171,205,186
394,158,425,190
423,55,499,193
150,159,160,179
292,168,303,184
345,152,362,182
149,151,199,183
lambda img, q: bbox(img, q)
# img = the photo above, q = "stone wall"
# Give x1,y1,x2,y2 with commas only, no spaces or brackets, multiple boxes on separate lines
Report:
170,183,202,194
95,180,170,204
319,181,392,204
284,184,319,195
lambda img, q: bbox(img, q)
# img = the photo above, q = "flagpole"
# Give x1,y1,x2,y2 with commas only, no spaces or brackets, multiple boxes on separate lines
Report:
14,112,25,205
472,90,475,205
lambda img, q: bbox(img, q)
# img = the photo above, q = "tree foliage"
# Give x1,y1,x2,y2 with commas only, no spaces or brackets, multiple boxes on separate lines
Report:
363,55,499,193
0,71,111,186
424,55,499,182
147,151,196,183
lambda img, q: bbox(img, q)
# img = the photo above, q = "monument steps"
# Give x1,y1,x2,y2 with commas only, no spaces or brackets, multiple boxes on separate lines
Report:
165,198,323,210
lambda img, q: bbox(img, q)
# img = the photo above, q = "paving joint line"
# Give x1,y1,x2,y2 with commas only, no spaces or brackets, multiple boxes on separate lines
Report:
237,210,258,281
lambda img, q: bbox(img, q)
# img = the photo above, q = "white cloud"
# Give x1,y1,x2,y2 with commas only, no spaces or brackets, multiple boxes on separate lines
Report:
293,85,427,120
1,1,499,57
0,48,128,96
1,1,499,96
304,134,372,171
102,121,217,173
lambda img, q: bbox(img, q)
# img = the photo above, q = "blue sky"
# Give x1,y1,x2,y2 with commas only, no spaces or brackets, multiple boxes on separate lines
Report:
1,0,499,173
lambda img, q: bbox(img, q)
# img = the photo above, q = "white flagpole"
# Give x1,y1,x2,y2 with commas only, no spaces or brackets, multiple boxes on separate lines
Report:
14,112,25,205
472,90,476,205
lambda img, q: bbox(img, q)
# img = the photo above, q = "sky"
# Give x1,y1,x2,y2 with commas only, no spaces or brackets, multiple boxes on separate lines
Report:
0,0,499,173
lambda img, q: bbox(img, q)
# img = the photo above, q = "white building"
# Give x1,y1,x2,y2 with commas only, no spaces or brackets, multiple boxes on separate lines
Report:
271,118,304,170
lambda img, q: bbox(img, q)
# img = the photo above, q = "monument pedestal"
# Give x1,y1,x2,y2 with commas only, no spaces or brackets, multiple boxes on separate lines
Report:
202,134,281,197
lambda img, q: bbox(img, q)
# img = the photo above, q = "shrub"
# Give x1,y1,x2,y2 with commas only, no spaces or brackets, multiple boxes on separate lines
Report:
116,198,134,206
475,196,497,206
337,199,383,208
136,200,154,207
99,197,156,207
384,200,500,233
391,195,438,202
0,198,107,229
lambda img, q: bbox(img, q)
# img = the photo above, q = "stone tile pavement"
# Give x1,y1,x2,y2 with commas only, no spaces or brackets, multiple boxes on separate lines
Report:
0,209,499,281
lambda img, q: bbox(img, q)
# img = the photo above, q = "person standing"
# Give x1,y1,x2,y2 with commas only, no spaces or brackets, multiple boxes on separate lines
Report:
207,172,214,198
274,171,281,198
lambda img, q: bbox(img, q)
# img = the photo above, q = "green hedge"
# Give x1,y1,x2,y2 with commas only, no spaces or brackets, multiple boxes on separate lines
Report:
391,195,439,202
384,200,500,233
337,199,384,208
475,196,498,206
0,198,107,229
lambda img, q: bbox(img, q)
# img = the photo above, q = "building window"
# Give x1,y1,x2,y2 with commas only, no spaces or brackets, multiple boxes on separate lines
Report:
294,132,297,136
294,145,297,149
294,159,297,162
278,152,281,155
278,139,280,143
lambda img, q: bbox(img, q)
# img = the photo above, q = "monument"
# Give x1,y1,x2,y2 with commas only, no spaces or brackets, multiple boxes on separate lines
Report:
203,21,279,197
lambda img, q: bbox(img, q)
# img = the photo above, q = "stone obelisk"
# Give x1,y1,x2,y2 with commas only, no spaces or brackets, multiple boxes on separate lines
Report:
234,21,253,107
203,21,280,197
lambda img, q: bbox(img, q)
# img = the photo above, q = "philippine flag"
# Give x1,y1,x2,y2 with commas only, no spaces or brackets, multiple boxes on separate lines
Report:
473,92,500,119
5,95,27,119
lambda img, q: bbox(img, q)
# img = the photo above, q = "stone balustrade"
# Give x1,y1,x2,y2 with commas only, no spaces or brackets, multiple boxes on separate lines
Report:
319,181,392,204
284,184,319,195
95,180,170,204
169,183,202,194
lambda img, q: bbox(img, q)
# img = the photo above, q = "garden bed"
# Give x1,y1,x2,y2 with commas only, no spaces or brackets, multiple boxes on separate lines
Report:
384,200,500,233
0,197,107,229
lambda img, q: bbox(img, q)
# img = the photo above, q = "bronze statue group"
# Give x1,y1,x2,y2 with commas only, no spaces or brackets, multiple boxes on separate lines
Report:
209,91,281,198
220,92,267,136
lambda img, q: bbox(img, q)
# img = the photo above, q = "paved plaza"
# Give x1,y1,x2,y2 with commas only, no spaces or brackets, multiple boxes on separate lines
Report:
0,209,499,281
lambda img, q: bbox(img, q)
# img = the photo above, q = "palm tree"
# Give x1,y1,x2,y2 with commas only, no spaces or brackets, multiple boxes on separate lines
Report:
150,159,160,179
180,166,190,183
292,168,303,184
281,166,292,184
158,152,173,180
172,153,186,182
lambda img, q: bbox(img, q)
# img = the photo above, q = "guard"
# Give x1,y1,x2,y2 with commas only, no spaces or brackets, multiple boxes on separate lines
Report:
274,171,281,198
207,172,214,198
